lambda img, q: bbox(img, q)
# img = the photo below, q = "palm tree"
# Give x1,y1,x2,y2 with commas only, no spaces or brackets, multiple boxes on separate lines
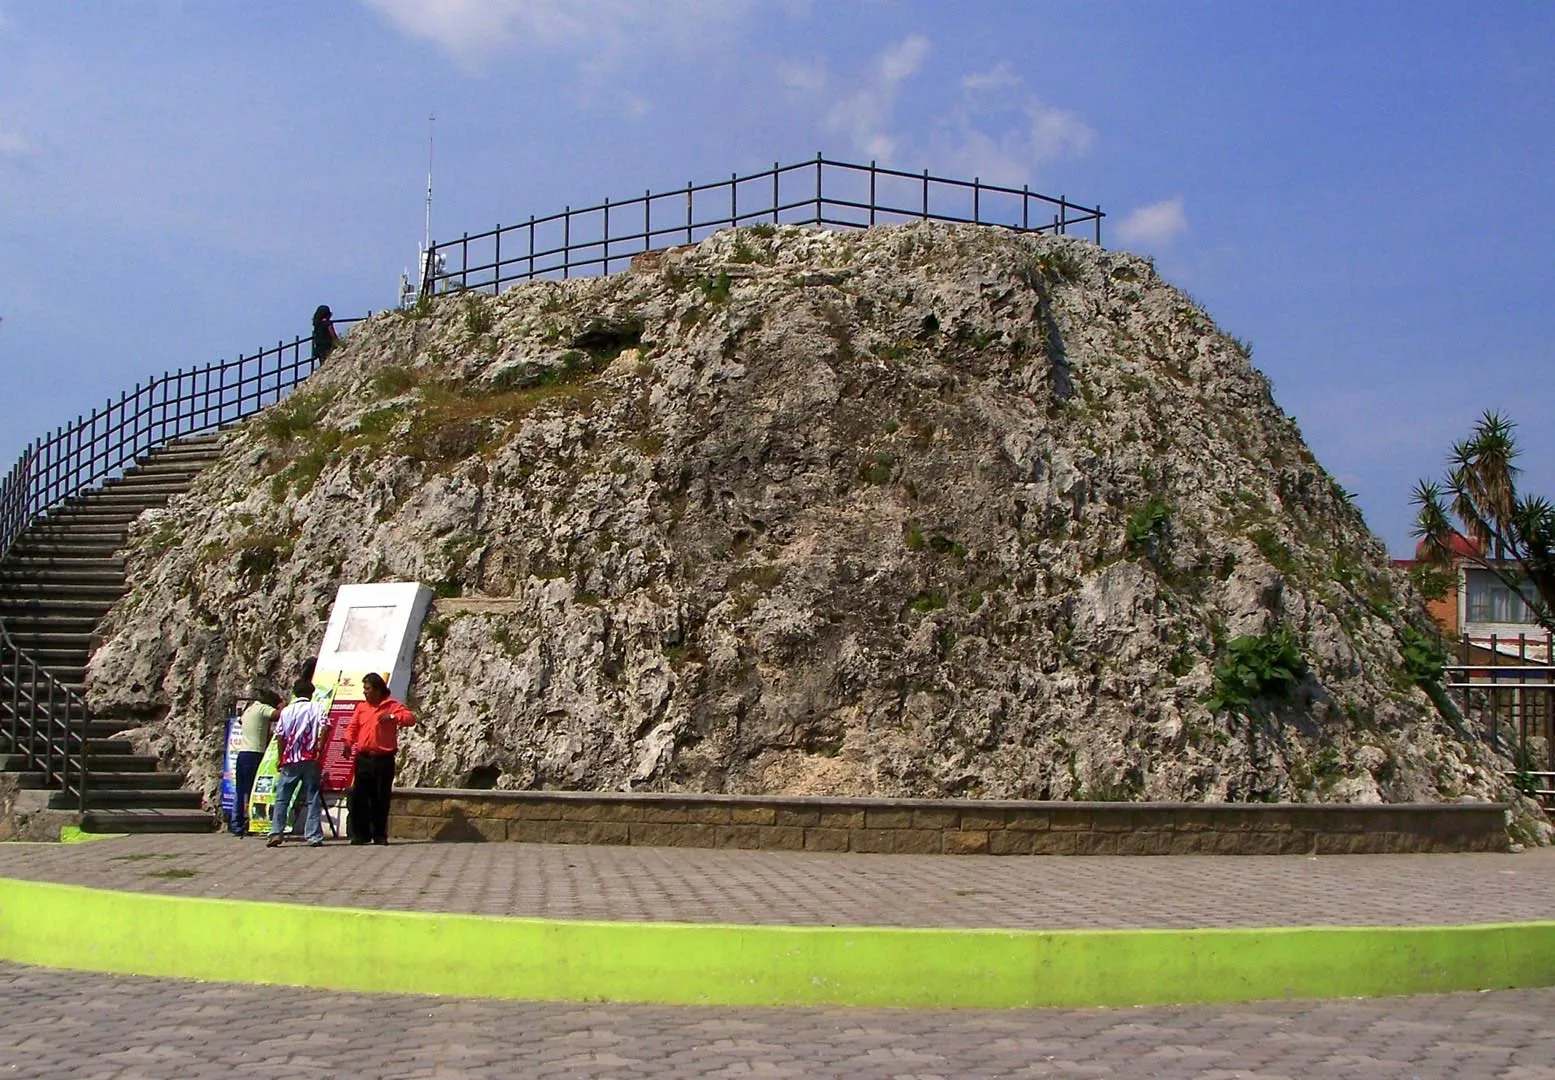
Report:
1412,411,1555,634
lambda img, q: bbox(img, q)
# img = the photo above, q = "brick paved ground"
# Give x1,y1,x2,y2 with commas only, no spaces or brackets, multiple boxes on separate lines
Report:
3,834,1554,928
1,961,1553,1079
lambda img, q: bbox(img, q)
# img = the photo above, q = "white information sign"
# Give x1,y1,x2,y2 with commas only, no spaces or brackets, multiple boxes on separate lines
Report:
313,582,434,702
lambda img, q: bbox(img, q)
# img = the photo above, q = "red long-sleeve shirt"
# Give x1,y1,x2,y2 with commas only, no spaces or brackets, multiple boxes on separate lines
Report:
344,697,415,755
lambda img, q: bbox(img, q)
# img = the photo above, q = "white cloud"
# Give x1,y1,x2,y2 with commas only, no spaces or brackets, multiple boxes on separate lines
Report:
1115,199,1188,247
822,35,929,164
363,0,750,71
0,122,30,160
778,60,827,94
926,62,1094,186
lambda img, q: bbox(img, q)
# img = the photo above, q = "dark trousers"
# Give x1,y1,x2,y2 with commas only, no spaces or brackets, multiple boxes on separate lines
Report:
349,752,396,843
231,750,263,835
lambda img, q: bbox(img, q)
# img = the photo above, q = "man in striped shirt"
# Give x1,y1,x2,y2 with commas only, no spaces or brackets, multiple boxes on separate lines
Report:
266,677,329,848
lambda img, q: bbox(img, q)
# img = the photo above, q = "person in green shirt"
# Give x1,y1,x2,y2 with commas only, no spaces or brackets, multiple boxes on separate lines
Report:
230,689,280,836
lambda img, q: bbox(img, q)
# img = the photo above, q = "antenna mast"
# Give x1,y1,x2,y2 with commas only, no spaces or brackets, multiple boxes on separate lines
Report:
401,114,443,308
424,114,434,254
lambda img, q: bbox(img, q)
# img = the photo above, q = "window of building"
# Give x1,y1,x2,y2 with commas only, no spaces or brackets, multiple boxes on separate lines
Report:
1465,570,1540,625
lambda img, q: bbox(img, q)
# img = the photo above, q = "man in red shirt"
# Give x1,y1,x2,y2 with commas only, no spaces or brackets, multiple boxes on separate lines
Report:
342,671,415,845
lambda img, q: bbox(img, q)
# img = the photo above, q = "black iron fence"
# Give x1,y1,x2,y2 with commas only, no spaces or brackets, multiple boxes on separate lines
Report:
421,153,1103,297
0,319,365,564
1446,631,1555,803
0,317,363,804
0,619,89,812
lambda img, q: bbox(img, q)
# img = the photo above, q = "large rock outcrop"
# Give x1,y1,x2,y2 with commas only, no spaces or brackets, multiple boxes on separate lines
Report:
88,223,1514,808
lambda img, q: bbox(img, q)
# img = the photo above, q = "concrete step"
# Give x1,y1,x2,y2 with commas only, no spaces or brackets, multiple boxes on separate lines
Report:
7,540,126,560
80,808,215,834
0,765,51,787
64,788,203,810
2,628,96,648
0,599,115,620
82,753,160,772
0,719,130,742
0,585,125,604
0,557,124,574
75,492,174,509
86,771,187,791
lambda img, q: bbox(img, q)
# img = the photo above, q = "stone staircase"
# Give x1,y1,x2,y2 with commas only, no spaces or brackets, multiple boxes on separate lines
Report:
0,433,225,833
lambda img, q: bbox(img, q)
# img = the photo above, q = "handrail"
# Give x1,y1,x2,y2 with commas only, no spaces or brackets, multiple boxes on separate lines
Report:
422,153,1104,298
0,318,366,565
0,316,365,806
0,617,88,811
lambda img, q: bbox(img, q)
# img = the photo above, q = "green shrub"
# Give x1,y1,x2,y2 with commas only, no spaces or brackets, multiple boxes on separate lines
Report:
1125,498,1171,556
373,365,416,397
908,591,947,613
1397,624,1446,685
463,296,493,338
699,272,732,305
1205,628,1308,714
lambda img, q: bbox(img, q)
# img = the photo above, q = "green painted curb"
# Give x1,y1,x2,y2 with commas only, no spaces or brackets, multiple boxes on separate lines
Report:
2,876,1553,1008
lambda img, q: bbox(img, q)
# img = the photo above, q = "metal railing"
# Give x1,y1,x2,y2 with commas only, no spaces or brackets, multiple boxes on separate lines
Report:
0,317,364,802
422,153,1103,297
0,619,89,811
1445,631,1555,802
0,320,364,564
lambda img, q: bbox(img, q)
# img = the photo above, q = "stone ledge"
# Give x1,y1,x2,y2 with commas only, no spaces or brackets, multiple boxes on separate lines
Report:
388,789,1510,855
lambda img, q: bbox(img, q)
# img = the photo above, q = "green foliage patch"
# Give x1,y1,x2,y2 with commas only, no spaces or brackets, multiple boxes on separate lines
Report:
1205,627,1309,714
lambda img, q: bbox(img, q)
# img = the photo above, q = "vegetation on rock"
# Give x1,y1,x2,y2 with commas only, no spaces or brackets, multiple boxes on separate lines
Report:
86,223,1520,811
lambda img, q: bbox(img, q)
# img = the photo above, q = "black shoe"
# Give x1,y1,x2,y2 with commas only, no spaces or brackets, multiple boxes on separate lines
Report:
349,839,368,846
371,839,389,846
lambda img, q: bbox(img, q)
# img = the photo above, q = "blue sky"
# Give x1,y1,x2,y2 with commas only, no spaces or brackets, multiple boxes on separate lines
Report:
0,1,1550,554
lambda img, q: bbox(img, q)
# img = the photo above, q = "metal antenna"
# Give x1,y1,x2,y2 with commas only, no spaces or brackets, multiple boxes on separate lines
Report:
424,114,435,253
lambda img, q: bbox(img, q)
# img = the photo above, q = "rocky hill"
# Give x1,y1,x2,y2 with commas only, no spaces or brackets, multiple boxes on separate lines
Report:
87,223,1519,812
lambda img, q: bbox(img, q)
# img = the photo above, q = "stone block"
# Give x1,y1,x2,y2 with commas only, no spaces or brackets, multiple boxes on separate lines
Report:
817,809,866,830
392,795,443,818
685,805,733,825
663,823,717,848
430,815,504,842
958,811,1008,831
388,814,440,840
1114,831,1174,856
505,819,554,844
627,822,683,847
642,805,692,823
506,800,565,820
1278,830,1317,855
559,802,615,822
942,830,989,855
1314,831,1373,855
538,820,594,845
803,828,850,852
440,797,495,819
911,808,961,830
864,809,915,830
988,830,1037,855
1073,831,1117,855
715,825,768,850
1090,808,1147,832
757,826,806,851
891,829,943,855
1027,831,1080,854
586,822,631,846
730,807,777,826
848,829,896,853
774,808,820,828
1046,808,1093,832
1004,811,1051,832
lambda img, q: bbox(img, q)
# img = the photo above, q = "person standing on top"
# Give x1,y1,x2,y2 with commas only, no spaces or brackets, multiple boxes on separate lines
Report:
267,677,330,848
311,305,338,366
343,672,415,846
230,688,278,837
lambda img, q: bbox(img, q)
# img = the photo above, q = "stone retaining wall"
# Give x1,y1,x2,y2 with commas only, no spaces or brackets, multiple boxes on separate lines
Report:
389,789,1509,855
